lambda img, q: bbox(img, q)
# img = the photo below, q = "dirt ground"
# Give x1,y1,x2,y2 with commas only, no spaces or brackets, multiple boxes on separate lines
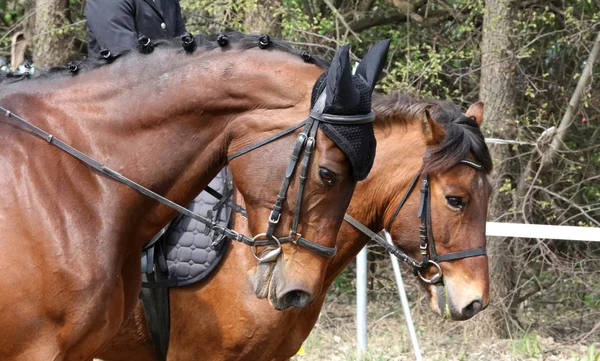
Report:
293,293,599,361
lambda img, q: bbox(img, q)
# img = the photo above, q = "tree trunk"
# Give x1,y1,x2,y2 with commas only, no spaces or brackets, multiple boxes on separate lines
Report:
540,31,600,172
31,0,74,68
470,0,518,338
243,0,283,37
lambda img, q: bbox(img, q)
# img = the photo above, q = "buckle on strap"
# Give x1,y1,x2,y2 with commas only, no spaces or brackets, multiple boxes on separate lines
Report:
269,210,281,224
289,231,302,244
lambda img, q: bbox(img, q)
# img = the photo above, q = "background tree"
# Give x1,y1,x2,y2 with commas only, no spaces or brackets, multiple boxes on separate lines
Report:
472,0,517,338
31,0,74,67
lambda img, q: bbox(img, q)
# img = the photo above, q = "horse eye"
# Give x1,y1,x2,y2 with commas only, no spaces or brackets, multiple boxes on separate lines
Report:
319,167,336,186
446,196,464,210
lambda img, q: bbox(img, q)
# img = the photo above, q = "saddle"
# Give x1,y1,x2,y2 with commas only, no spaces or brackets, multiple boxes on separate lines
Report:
139,167,234,361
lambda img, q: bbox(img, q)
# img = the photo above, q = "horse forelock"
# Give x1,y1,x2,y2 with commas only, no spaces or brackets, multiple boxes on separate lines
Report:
373,92,492,174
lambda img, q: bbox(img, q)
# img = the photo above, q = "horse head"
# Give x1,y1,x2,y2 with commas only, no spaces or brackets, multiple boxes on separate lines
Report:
373,95,492,320
234,41,390,310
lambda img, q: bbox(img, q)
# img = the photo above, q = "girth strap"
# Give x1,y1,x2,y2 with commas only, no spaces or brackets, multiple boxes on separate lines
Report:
140,272,170,360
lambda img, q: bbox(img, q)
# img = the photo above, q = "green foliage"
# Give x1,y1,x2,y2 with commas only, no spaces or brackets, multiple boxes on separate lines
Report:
330,267,354,296
573,345,600,361
512,332,544,359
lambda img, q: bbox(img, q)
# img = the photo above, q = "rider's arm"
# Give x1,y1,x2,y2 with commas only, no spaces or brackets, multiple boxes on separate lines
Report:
174,0,187,36
85,0,138,57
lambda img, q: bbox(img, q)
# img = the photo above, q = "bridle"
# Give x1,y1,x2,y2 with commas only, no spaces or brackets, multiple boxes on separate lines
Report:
220,90,375,262
0,89,374,264
344,151,487,284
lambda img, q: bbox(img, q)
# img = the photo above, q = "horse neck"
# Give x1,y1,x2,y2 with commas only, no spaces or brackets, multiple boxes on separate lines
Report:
323,120,426,285
3,48,321,248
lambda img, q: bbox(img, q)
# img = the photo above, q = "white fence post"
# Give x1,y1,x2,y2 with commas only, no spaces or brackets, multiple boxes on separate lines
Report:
356,246,368,354
385,231,423,361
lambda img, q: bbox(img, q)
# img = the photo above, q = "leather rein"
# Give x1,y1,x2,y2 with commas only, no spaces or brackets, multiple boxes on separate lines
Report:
0,89,374,264
344,153,487,284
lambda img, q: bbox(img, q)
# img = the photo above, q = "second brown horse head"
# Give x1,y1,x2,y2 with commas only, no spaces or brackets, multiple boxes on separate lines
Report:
377,95,492,320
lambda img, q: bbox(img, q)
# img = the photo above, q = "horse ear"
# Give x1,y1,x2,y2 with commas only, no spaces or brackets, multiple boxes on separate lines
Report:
421,109,445,146
355,39,391,90
466,102,484,126
325,44,361,112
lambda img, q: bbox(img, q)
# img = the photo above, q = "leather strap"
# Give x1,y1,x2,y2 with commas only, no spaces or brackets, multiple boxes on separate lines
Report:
344,155,488,284
227,121,307,161
344,214,421,268
265,121,312,239
290,121,318,238
386,168,422,231
0,106,228,237
435,247,487,262
140,272,170,359
308,111,376,124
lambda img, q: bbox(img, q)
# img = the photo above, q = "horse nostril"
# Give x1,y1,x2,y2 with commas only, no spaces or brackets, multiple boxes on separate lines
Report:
282,290,310,308
462,299,483,319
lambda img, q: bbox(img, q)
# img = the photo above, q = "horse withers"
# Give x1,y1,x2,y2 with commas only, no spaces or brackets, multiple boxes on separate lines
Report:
0,33,389,361
97,92,493,361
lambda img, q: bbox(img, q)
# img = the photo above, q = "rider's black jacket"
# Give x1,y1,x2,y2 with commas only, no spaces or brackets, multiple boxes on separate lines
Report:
85,0,187,60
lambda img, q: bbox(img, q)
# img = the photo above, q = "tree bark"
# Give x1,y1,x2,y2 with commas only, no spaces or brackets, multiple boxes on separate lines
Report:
243,0,283,37
540,31,600,172
31,0,74,68
470,0,518,338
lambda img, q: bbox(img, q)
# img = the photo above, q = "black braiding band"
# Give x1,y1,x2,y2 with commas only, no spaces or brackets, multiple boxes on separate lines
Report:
217,33,229,47
258,34,271,49
138,35,155,54
67,62,79,74
181,33,196,52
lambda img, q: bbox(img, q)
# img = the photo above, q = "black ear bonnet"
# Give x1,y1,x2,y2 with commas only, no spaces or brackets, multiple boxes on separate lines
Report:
310,39,390,181
311,73,376,181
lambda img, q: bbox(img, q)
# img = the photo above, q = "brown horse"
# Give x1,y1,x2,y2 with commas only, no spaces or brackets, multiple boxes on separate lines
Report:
0,33,389,360
96,92,493,361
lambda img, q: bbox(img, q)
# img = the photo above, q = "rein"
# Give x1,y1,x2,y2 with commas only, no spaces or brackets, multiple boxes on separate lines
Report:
0,89,374,266
345,154,487,284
